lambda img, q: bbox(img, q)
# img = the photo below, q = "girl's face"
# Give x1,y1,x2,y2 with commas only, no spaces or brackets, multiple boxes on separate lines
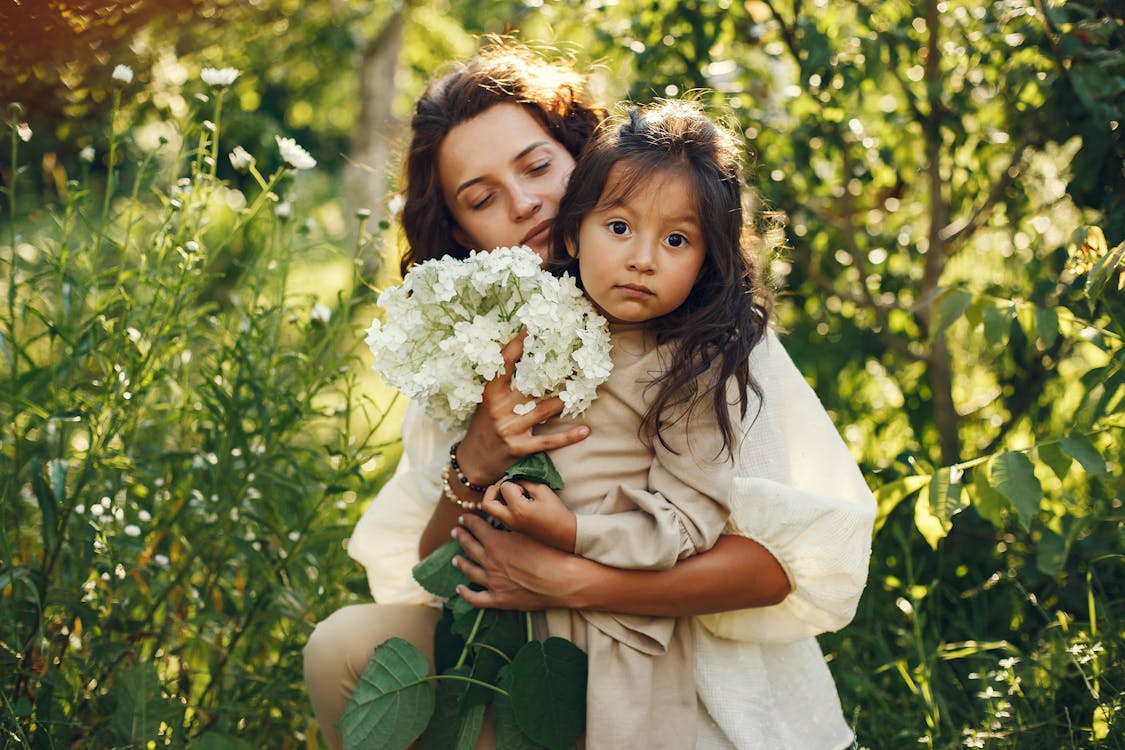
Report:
438,103,576,261
570,166,706,325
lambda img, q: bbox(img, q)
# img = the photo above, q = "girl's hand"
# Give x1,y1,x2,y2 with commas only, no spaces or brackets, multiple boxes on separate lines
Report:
480,480,577,553
451,514,585,611
455,331,590,484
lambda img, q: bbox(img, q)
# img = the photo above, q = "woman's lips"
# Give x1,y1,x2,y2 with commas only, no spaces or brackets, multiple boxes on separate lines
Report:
521,219,553,247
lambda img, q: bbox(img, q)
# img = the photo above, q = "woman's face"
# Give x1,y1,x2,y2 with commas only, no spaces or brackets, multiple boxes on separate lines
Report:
438,103,576,260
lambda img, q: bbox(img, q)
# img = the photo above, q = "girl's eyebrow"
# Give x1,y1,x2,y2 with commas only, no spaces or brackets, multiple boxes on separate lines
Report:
453,141,550,198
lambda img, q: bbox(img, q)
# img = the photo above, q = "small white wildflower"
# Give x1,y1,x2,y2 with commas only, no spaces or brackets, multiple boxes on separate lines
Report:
275,135,316,170
228,145,254,173
16,123,31,142
138,510,152,522
311,303,332,323
79,145,96,163
75,504,86,514
123,524,142,537
275,201,291,219
154,554,170,566
200,67,240,88
112,64,134,84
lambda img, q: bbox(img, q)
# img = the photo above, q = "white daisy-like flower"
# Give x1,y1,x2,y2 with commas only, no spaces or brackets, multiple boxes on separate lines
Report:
275,136,316,170
275,201,292,219
79,145,96,163
311,303,332,323
112,64,134,84
228,145,254,173
201,67,240,88
366,245,612,431
16,123,31,142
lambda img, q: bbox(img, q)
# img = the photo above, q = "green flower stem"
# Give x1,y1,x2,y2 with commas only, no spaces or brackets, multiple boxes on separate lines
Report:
210,91,225,180
455,608,487,670
525,612,534,644
471,642,513,664
93,89,121,259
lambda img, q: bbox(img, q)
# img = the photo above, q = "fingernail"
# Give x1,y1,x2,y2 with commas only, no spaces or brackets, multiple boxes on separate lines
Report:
578,426,591,437
451,556,460,567
458,515,465,525
450,528,459,539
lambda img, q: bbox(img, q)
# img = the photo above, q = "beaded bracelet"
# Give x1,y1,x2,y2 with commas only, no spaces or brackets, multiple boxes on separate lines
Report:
449,440,490,493
441,464,483,511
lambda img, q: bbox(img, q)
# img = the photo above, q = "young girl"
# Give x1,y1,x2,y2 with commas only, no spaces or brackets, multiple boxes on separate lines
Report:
477,99,770,750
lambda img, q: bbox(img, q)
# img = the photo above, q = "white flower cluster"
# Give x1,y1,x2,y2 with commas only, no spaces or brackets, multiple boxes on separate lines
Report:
276,136,316,170
366,246,612,431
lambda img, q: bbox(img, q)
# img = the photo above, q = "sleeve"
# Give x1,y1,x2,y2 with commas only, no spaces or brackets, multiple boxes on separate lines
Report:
346,400,457,605
696,330,876,644
573,363,736,571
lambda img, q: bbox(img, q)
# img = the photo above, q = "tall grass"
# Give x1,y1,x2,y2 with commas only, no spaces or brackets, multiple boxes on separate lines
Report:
1,76,398,747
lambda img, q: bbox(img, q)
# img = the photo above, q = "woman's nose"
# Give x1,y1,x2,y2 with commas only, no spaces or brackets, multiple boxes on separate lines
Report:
510,187,541,220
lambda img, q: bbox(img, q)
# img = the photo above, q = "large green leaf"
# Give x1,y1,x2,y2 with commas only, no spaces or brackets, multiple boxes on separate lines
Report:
1036,441,1072,481
988,452,1043,531
931,287,973,338
339,638,435,750
504,451,564,491
413,540,470,598
970,468,1009,528
927,466,966,526
982,304,1012,348
507,638,587,750
913,486,946,550
110,662,181,744
494,670,552,750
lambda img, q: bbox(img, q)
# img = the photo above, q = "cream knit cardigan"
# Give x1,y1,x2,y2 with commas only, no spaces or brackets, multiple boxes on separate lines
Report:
347,330,876,750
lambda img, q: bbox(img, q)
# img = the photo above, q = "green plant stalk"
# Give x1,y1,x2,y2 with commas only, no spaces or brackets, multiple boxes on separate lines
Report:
93,89,121,259
455,608,487,670
210,91,225,180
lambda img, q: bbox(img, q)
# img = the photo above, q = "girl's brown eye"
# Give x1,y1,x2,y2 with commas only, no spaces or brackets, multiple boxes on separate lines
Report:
667,232,686,247
609,220,629,235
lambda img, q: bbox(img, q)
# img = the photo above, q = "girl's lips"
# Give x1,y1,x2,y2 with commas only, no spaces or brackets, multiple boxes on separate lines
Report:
615,284,653,298
521,220,553,247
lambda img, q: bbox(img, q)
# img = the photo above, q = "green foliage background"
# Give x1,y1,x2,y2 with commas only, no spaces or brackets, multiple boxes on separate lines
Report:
1,0,1122,748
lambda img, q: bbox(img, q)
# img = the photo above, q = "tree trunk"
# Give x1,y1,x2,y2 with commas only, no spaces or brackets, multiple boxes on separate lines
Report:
343,8,406,264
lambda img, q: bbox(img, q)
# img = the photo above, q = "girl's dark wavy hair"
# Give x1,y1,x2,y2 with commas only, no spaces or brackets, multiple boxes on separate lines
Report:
399,38,605,277
550,100,773,457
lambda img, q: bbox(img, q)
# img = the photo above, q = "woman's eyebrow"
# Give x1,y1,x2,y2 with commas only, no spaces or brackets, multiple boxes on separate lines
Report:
453,141,550,198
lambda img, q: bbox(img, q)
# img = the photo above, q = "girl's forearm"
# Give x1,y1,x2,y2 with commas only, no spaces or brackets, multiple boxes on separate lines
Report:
563,534,791,616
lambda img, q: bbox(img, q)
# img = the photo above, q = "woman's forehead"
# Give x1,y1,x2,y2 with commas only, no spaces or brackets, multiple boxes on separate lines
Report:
437,103,558,192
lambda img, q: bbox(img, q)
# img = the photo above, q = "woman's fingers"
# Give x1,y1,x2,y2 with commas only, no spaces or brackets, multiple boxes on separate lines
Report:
494,329,528,385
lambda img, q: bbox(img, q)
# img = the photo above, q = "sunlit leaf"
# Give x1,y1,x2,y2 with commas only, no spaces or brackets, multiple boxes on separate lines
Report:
504,451,564,491
982,303,1012,348
1036,441,1072,481
1059,434,1108,477
1034,306,1059,349
988,452,1043,531
339,638,434,750
110,662,181,744
873,474,930,534
1087,240,1125,302
931,287,973,337
913,486,948,549
928,466,967,526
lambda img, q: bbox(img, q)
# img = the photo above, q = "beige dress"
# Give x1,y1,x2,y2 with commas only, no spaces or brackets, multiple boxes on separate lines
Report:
537,324,738,750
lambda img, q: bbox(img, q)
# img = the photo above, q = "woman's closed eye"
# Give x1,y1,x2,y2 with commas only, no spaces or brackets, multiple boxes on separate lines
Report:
470,192,495,210
528,160,551,175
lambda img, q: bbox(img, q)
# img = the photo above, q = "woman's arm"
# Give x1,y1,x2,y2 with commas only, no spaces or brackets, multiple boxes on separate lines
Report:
451,515,790,616
418,332,591,558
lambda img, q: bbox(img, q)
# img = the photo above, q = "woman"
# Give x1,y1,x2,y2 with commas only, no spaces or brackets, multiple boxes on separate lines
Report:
303,40,876,750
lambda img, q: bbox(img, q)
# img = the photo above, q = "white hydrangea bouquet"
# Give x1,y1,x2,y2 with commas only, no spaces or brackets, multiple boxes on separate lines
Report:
365,245,612,433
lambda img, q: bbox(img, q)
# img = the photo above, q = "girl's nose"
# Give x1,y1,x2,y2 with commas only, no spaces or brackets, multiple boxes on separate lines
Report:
628,240,656,272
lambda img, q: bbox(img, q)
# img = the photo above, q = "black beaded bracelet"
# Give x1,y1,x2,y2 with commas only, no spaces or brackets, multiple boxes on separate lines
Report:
449,440,490,493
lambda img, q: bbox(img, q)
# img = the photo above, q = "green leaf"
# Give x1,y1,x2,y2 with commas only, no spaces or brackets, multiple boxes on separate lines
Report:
508,638,587,750
1036,529,1069,577
418,666,485,750
931,288,973,337
1036,441,1072,480
30,459,58,548
504,451,564,491
928,466,966,526
434,606,467,675
1034,306,1060,349
339,638,435,750
970,468,1009,528
1059,434,1108,477
982,304,1012,348
873,475,930,534
110,662,181,743
193,734,256,750
913,486,947,550
988,452,1043,531
413,540,470,598
494,672,552,750
1086,240,1125,302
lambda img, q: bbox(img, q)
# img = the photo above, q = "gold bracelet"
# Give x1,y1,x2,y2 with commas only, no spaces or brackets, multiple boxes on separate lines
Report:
441,464,483,511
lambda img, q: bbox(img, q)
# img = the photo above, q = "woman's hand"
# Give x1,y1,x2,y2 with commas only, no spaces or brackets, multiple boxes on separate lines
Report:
480,480,577,552
451,514,585,611
455,331,591,485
